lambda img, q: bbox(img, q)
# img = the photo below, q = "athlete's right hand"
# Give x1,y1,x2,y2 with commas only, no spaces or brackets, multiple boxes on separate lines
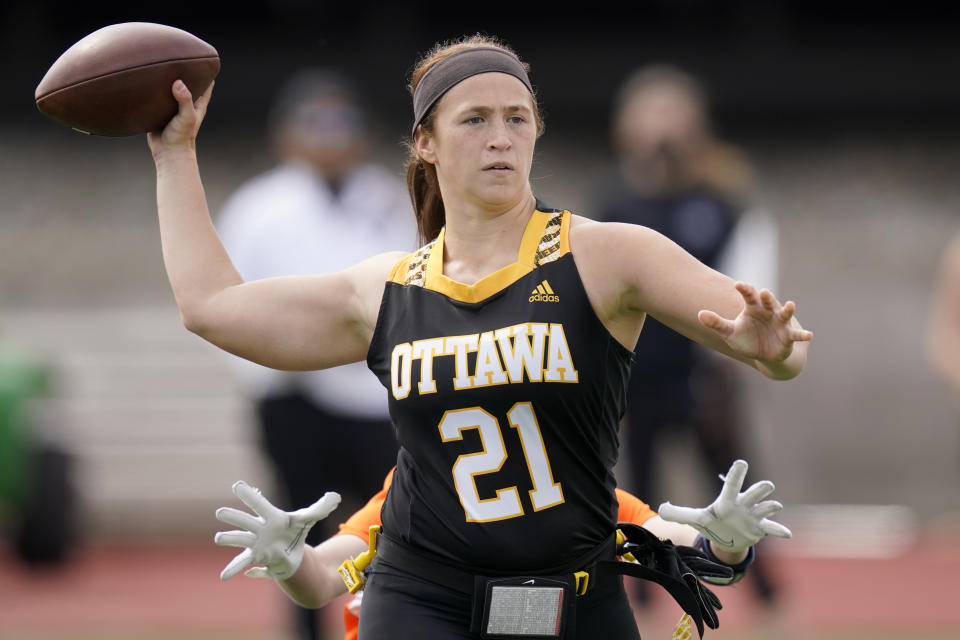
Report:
147,79,214,158
214,480,341,581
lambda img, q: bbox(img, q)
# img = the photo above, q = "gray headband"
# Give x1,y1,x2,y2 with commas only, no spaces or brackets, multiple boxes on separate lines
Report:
411,47,534,136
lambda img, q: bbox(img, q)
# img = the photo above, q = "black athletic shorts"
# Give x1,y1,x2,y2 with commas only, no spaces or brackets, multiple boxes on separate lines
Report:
357,556,642,640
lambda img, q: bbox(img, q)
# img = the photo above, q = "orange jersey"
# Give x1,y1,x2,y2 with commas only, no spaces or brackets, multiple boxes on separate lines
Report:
336,467,394,540
337,468,655,640
615,487,658,529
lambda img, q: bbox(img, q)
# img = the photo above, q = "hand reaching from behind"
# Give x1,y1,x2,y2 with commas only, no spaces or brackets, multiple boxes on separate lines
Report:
214,480,340,581
147,79,214,158
698,282,812,379
657,459,791,553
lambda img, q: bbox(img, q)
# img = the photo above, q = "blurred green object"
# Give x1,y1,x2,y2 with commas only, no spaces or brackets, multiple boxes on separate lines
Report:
0,341,50,510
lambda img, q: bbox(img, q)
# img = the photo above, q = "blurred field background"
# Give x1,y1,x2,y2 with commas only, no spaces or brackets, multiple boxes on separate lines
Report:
3,2,960,639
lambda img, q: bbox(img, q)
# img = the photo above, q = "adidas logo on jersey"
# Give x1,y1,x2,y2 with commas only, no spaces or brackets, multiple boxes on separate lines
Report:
529,280,559,303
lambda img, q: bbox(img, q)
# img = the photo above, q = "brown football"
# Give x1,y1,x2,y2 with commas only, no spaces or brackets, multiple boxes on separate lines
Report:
35,22,220,136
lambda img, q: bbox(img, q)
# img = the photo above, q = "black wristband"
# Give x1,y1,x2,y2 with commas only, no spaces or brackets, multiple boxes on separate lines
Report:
694,534,755,585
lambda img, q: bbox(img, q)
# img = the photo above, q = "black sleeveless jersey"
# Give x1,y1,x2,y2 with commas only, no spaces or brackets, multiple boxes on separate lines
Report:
366,207,632,572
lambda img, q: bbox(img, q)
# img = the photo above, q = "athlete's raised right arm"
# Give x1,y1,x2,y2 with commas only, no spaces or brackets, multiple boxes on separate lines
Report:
147,80,399,370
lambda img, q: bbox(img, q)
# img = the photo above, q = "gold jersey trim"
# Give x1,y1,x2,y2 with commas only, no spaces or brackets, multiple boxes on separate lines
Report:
534,211,565,266
388,209,571,303
401,239,437,287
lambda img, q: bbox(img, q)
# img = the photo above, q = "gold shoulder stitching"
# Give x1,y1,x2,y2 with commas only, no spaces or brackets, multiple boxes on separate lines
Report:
403,239,436,287
534,211,565,266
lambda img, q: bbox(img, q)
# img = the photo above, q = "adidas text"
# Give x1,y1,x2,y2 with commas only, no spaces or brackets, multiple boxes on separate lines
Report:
529,293,560,302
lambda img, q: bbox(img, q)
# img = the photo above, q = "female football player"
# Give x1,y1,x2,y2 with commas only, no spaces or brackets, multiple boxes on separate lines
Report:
148,34,808,639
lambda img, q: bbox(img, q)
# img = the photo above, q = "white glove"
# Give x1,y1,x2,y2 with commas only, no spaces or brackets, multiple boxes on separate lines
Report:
214,480,341,581
657,459,791,553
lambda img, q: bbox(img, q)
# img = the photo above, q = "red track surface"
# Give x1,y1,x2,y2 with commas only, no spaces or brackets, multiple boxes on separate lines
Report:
1,536,958,637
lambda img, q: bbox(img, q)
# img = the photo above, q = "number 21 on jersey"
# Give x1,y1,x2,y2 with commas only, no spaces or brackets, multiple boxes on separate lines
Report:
438,402,564,522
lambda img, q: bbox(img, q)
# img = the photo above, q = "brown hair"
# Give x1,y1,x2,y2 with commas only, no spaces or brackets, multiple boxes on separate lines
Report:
405,35,545,245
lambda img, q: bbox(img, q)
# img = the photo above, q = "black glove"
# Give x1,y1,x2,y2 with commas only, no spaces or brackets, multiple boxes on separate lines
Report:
618,523,735,584
613,522,732,635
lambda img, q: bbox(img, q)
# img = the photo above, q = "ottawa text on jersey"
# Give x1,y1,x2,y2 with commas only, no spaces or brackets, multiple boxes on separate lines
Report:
390,322,579,399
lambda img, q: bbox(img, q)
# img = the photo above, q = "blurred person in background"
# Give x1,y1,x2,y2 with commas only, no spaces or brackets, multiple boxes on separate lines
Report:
927,233,960,432
0,339,76,569
214,68,415,640
592,63,783,612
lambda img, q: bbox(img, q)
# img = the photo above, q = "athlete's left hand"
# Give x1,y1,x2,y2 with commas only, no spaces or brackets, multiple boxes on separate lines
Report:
698,282,812,370
657,459,792,553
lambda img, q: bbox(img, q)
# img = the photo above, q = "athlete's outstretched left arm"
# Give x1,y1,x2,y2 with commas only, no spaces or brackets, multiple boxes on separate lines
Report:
572,218,811,380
